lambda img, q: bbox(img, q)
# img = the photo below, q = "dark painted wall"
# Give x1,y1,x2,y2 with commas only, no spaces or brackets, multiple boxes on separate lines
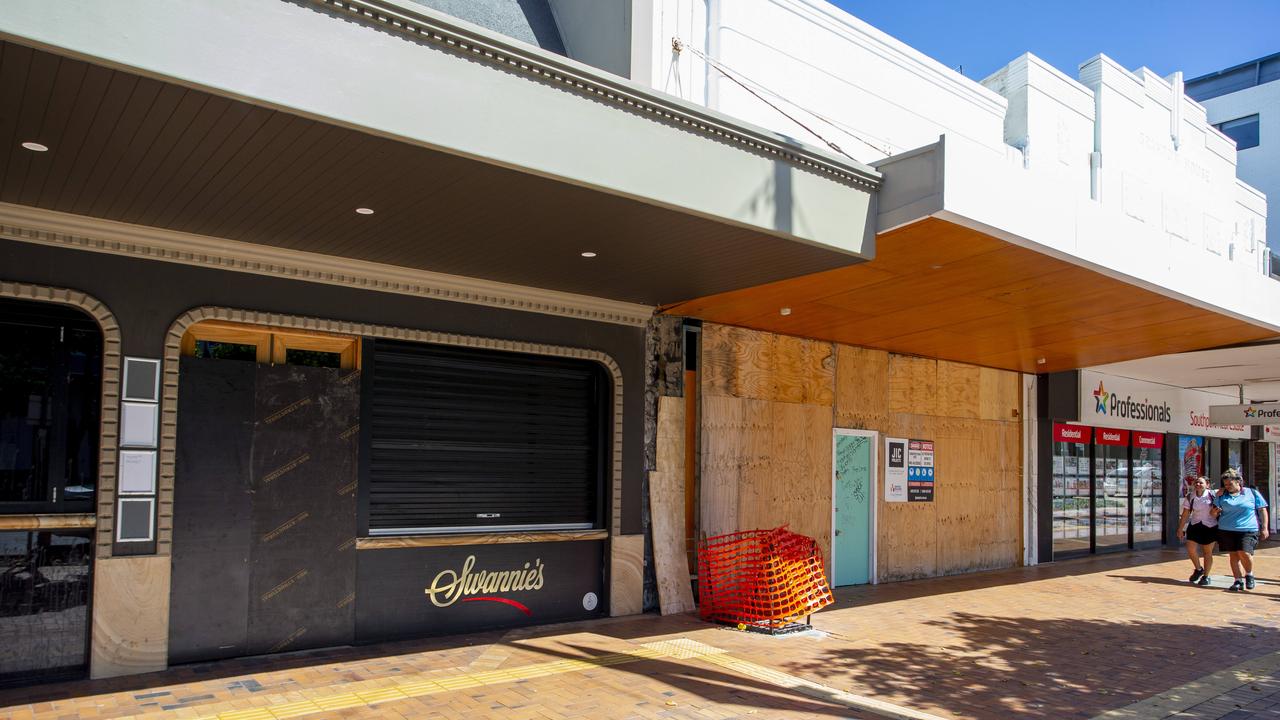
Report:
0,239,646,534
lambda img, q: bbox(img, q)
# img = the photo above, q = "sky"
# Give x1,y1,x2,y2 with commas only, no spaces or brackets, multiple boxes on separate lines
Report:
830,0,1280,82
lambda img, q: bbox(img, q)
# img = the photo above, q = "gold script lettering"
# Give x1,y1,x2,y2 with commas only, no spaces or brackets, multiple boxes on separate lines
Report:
424,556,544,608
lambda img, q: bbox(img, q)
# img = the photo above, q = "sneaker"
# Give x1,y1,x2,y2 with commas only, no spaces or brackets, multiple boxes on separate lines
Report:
1197,575,1211,587
1189,568,1204,583
1229,580,1244,592
1246,575,1257,590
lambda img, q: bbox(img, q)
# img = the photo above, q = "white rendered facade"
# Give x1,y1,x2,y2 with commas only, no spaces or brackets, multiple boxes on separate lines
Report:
1188,56,1280,256
630,0,1280,333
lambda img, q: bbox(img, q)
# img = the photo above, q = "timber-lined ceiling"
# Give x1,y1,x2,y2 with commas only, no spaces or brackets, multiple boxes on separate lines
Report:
663,218,1278,374
0,41,864,306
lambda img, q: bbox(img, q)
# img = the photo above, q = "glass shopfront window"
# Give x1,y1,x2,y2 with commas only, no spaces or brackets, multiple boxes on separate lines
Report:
0,299,103,514
1051,424,1166,558
0,530,92,685
1132,432,1164,545
1094,428,1130,552
1052,424,1092,556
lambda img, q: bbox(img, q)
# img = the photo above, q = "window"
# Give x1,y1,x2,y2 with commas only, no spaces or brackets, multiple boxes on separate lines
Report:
1216,114,1260,150
365,339,609,535
180,321,359,369
0,299,102,513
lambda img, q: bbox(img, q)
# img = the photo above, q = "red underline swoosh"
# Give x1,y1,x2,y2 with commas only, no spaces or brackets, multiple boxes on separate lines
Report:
461,596,532,615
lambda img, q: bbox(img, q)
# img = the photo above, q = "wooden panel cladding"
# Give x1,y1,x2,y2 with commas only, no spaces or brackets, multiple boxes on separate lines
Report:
356,529,608,550
181,320,359,369
703,325,833,405
652,396,695,614
700,325,835,573
90,556,170,679
0,514,95,530
700,323,1022,585
665,217,1278,374
609,534,645,617
836,349,1023,581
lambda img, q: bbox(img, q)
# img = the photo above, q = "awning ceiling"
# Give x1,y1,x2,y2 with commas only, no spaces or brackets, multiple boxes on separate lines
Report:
0,39,870,307
663,217,1279,374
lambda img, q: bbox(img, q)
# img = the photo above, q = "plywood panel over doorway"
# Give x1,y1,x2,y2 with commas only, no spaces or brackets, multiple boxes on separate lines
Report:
665,218,1278,374
700,326,835,574
698,324,1023,585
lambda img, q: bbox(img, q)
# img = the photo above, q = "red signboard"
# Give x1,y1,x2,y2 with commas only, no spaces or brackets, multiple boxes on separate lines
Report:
1053,423,1091,444
1132,431,1164,449
1094,427,1130,446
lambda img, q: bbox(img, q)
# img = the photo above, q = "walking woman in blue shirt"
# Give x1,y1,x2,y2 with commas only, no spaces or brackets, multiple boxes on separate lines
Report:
1213,469,1270,592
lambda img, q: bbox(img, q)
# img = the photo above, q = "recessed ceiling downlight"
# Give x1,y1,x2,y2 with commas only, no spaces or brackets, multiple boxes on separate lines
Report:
355,207,375,215
21,142,48,152
580,251,597,258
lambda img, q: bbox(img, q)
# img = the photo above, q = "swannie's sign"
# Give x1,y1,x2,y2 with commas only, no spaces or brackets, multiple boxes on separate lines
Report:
353,541,605,643
425,555,544,614
1079,370,1248,439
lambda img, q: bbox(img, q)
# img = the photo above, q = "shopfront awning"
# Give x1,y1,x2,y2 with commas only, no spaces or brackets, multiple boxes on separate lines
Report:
663,137,1280,373
0,0,879,312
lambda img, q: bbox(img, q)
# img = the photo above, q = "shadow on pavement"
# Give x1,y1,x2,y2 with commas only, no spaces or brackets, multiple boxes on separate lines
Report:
782,612,1280,720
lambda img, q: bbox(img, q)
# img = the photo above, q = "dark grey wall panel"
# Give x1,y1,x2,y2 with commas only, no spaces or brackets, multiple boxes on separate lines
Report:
246,364,359,655
169,358,255,664
0,240,645,534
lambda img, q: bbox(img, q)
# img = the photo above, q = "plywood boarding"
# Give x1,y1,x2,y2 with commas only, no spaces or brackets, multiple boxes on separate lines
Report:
699,325,836,573
833,345,889,430
702,324,833,406
609,534,645,617
650,471,696,615
651,396,695,615
664,217,1278,374
90,556,170,679
700,395,762,539
838,350,1023,582
700,322,1022,585
888,355,937,416
656,396,687,474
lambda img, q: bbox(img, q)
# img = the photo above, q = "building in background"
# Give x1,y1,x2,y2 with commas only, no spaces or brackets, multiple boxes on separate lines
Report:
1187,51,1280,277
0,0,1277,688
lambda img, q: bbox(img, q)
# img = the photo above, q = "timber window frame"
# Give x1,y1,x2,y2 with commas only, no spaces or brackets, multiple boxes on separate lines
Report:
180,320,359,369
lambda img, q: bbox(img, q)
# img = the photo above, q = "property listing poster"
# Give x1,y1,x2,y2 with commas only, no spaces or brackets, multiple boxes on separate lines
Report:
907,439,935,502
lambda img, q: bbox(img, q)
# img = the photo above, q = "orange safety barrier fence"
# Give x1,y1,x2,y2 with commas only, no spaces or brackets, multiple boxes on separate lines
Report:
697,526,833,630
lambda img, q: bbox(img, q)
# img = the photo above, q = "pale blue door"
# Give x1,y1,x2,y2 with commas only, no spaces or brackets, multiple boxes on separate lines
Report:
833,432,873,586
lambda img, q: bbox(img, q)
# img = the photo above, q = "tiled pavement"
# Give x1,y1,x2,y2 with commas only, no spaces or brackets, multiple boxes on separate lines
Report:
5,546,1280,719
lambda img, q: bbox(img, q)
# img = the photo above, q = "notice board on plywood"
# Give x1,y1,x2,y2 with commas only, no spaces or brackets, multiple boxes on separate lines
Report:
907,439,935,502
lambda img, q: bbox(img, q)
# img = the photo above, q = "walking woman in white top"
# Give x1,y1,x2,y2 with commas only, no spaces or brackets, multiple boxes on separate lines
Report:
1177,476,1218,586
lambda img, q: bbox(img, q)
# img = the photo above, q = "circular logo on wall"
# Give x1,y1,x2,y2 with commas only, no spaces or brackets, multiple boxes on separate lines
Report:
582,592,598,611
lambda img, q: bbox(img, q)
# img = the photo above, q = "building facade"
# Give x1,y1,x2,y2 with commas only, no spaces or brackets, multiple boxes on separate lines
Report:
1187,51,1280,274
0,0,1277,688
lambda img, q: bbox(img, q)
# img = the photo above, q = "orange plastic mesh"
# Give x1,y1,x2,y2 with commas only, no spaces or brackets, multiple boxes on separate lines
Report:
697,526,833,629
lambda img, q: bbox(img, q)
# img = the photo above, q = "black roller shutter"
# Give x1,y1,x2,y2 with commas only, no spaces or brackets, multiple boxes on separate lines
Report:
364,339,608,533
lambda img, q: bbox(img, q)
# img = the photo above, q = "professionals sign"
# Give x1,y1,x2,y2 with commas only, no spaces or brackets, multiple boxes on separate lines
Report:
1209,403,1280,426
1079,370,1249,439
906,439,934,502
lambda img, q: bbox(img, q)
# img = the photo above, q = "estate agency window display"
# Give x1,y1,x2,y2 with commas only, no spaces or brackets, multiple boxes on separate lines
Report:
1050,424,1164,557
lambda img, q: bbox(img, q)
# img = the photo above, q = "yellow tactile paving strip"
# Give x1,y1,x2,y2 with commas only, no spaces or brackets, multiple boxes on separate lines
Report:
1092,649,1280,719
109,637,936,720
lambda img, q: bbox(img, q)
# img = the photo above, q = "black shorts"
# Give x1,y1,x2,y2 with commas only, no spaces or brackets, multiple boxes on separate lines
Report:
1218,530,1260,554
1186,523,1218,546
